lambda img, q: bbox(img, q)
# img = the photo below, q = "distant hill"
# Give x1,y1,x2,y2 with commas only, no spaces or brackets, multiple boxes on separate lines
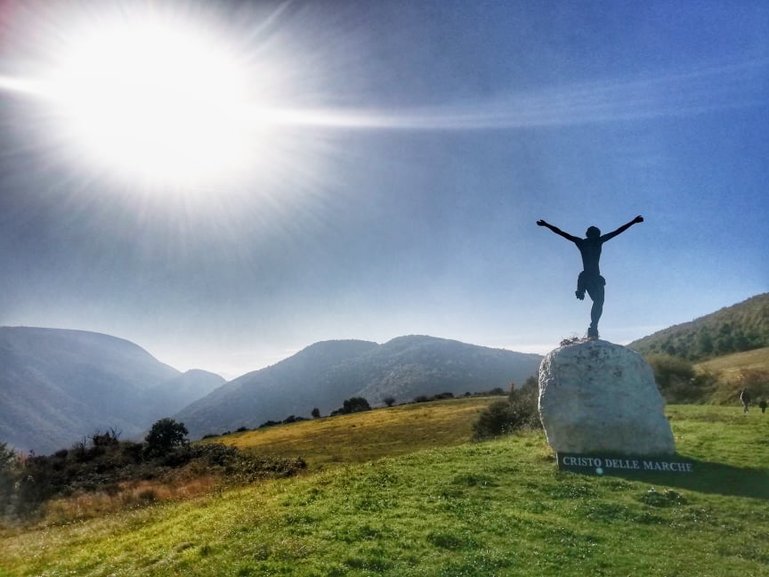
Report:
144,369,226,418
695,346,769,403
175,335,543,439
695,346,769,379
0,328,222,454
629,294,769,361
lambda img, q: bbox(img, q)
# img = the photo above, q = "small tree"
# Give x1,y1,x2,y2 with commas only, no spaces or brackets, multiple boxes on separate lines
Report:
145,418,189,458
343,397,371,413
311,408,321,419
383,396,396,407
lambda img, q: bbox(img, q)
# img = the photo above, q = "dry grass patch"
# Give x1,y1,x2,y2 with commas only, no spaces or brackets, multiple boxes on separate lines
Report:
696,346,769,376
42,475,221,523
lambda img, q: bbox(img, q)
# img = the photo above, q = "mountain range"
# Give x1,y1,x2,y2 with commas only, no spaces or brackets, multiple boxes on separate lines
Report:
0,327,224,454
0,328,541,452
6,293,764,454
175,335,543,439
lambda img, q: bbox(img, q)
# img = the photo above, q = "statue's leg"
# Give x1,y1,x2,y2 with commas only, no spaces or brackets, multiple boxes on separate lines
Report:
587,282,604,339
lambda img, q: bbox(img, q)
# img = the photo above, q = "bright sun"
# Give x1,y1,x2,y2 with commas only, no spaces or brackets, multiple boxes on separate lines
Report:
43,12,269,188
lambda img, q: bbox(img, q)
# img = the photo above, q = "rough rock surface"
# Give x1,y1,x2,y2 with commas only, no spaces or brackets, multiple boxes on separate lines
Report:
538,339,675,456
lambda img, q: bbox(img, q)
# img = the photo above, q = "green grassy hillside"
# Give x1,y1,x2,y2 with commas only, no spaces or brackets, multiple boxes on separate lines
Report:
630,293,769,361
696,346,769,378
2,401,769,577
209,397,496,468
695,347,769,404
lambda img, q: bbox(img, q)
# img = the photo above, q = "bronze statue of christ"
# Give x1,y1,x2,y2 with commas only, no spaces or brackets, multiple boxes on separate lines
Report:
537,215,644,339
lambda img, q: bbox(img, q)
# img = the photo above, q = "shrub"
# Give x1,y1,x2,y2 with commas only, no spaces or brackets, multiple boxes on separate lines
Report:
331,397,372,415
473,382,541,440
283,415,308,424
473,401,519,439
91,429,120,448
4,435,308,520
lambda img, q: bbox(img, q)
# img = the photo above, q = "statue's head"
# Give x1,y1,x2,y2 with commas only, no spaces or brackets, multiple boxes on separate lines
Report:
586,226,601,239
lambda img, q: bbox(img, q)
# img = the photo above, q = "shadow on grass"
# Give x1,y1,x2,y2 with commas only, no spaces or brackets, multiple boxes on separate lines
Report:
610,456,769,500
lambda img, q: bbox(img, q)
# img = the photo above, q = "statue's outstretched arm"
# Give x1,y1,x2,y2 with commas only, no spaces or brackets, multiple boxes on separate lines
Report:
537,219,580,243
600,215,644,242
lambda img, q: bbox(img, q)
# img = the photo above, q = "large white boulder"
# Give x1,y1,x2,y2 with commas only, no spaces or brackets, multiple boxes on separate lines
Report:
538,339,675,456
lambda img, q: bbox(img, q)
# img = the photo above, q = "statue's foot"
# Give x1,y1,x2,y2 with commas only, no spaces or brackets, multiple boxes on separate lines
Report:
587,326,599,339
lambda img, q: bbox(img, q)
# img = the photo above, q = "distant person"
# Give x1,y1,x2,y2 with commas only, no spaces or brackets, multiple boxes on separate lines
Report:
537,215,644,339
759,399,767,414
739,388,751,414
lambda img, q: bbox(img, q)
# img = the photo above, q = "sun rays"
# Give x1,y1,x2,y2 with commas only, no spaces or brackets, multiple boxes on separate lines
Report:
0,2,765,198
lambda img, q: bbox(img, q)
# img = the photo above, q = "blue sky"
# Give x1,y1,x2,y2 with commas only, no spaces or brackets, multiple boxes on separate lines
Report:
0,0,767,377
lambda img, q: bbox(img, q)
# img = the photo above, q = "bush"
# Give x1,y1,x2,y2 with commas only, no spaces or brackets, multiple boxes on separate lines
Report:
3,434,308,519
282,415,307,424
473,381,541,440
473,402,519,439
331,397,371,415
91,429,120,448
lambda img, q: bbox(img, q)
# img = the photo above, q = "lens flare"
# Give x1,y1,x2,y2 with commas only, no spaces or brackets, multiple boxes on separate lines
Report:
39,14,267,188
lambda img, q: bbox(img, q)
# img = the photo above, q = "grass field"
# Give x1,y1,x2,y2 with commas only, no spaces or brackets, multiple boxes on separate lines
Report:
2,401,769,577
